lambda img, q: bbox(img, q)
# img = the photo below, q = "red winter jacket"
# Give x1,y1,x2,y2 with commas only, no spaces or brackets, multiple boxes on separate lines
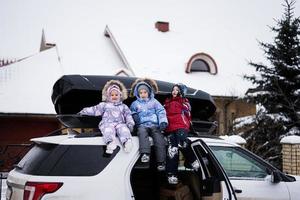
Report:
164,96,191,133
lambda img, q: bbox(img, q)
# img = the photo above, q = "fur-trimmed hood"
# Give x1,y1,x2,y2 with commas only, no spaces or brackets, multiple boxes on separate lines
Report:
102,80,128,102
130,78,158,98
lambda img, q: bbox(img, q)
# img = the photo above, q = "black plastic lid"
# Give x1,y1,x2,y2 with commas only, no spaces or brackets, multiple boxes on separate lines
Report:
51,75,216,120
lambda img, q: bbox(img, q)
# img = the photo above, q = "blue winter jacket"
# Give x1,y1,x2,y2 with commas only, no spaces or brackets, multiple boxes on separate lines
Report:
130,82,168,127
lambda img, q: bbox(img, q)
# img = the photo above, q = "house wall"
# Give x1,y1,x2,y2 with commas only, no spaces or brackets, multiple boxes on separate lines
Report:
0,115,60,172
212,97,256,135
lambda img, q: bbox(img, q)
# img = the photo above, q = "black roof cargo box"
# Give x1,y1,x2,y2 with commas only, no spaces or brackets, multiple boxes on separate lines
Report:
51,75,216,121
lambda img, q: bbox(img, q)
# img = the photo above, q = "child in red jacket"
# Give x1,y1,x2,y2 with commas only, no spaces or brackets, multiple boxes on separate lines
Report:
164,83,199,184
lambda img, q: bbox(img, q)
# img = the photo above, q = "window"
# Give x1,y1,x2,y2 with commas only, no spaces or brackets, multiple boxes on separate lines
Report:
210,146,268,178
190,59,210,72
186,53,217,74
16,143,119,176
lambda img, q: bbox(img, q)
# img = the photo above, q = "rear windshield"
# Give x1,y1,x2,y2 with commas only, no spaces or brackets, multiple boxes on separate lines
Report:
15,143,119,176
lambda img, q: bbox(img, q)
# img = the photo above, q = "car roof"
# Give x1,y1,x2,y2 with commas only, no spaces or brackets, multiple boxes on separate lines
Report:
31,135,107,145
200,137,239,147
31,134,239,147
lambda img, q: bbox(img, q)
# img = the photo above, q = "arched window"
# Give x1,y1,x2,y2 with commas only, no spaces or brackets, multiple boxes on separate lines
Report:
190,59,210,72
186,53,218,75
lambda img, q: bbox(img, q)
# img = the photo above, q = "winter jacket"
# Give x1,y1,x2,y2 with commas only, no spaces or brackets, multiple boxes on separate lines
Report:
130,82,168,127
164,96,191,133
79,102,134,130
79,80,135,130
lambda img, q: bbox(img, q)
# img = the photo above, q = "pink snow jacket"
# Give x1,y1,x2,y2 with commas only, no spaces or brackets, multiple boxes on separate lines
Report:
79,102,134,130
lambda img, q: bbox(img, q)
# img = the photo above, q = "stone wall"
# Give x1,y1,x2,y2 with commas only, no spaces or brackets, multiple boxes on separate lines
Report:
280,136,300,175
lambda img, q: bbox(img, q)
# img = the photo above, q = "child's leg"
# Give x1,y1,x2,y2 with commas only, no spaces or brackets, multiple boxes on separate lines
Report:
166,132,180,175
100,124,117,144
137,126,151,155
177,129,198,167
149,127,166,163
116,123,132,144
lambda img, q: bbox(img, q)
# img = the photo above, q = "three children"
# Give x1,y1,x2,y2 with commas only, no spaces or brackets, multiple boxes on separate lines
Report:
79,78,199,185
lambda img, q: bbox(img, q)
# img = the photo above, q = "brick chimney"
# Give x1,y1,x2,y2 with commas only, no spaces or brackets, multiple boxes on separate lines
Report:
155,21,169,32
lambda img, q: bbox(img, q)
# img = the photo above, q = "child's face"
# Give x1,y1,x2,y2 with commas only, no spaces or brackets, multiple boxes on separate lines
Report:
172,86,180,98
139,89,149,99
110,90,120,102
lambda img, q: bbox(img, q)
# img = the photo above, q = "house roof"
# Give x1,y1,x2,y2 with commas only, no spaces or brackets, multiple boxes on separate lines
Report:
0,48,63,114
0,0,298,114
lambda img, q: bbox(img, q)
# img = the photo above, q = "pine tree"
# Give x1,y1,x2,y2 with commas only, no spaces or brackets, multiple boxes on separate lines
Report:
241,0,300,169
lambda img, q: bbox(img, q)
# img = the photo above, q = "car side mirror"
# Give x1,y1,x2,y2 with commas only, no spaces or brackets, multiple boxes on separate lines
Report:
271,170,282,183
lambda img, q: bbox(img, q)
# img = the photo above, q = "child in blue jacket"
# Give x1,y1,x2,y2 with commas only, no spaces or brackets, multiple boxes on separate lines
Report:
130,78,168,171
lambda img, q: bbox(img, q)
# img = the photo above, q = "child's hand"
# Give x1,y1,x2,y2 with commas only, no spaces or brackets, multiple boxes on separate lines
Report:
159,122,168,131
127,124,134,132
132,114,140,124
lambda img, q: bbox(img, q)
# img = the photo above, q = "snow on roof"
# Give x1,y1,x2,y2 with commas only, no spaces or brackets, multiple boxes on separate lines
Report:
108,22,255,97
220,135,246,145
0,0,299,114
280,135,300,144
0,48,63,114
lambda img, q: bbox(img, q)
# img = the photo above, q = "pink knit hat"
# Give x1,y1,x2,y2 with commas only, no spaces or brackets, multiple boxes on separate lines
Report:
106,84,122,100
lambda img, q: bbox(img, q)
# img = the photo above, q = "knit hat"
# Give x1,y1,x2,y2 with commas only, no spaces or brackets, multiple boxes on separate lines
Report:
107,84,121,96
102,80,128,102
106,84,122,102
173,83,187,97
137,84,150,94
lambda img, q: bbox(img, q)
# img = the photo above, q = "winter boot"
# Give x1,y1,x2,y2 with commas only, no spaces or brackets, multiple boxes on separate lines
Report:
106,141,117,154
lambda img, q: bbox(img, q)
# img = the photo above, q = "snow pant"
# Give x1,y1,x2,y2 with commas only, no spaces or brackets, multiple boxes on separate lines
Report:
100,122,132,144
166,129,196,175
137,126,166,163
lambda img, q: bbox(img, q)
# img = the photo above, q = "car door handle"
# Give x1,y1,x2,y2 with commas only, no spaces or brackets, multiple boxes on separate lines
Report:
234,188,242,193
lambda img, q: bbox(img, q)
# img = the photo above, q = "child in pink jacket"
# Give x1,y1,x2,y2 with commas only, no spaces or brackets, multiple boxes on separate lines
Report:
79,80,135,154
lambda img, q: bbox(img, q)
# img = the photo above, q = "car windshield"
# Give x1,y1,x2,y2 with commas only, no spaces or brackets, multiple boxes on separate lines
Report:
210,146,268,178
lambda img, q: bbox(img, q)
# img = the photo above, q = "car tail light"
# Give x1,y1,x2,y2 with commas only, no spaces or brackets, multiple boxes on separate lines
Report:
23,182,63,200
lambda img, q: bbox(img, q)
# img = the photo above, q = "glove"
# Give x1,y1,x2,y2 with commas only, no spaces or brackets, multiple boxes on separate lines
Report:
132,114,140,124
159,122,168,131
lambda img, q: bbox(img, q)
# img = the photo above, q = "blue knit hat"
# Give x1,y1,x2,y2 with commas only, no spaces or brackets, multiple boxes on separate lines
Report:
137,84,150,94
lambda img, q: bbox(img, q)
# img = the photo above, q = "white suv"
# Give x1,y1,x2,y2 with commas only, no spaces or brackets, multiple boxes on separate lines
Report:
6,75,300,200
6,75,237,200
6,125,236,200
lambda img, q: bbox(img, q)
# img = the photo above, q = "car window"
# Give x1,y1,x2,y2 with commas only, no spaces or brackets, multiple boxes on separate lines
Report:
210,146,268,178
16,143,119,176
